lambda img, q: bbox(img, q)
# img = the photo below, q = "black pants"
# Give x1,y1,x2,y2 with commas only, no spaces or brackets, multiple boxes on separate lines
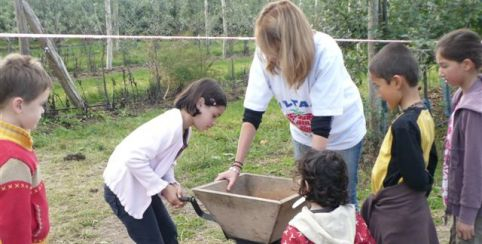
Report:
104,185,178,244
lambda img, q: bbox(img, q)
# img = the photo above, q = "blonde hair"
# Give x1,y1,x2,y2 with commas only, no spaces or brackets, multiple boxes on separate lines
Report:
0,53,52,107
255,0,315,88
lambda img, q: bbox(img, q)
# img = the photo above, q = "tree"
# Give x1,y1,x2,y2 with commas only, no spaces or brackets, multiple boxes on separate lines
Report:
204,0,210,53
220,0,227,58
112,0,119,49
367,0,382,137
104,0,113,69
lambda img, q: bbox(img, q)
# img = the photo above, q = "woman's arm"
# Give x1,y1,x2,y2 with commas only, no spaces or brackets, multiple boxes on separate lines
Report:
311,134,328,151
215,122,257,191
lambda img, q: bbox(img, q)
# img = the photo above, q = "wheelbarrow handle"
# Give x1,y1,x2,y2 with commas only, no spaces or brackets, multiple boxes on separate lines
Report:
178,196,194,202
178,195,215,221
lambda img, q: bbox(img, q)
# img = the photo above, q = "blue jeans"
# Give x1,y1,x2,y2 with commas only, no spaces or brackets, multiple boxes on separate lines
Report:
104,185,178,244
292,139,364,208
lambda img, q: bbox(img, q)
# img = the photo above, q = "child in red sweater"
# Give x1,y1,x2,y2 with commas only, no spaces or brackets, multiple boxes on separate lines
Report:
0,53,52,244
282,150,374,244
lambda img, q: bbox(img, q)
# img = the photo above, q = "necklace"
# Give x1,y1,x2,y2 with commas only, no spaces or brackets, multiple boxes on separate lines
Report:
402,100,425,112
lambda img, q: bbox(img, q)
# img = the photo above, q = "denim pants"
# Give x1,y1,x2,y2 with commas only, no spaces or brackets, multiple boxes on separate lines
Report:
292,138,364,208
104,185,178,244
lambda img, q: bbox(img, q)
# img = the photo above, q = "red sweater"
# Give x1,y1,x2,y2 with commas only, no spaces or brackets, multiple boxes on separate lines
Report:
0,139,50,244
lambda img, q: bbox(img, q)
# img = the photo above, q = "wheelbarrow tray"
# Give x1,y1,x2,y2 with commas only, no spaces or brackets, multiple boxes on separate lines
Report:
192,173,302,243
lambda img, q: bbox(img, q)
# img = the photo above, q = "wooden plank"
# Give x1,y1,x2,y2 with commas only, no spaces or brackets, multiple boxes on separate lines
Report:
21,0,86,109
14,0,30,55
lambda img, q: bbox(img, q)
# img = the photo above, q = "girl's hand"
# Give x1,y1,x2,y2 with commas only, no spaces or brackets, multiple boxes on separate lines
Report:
160,183,186,209
215,168,239,191
456,220,475,240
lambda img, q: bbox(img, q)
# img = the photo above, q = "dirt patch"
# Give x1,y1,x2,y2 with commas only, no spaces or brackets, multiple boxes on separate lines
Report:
93,200,232,244
94,215,133,244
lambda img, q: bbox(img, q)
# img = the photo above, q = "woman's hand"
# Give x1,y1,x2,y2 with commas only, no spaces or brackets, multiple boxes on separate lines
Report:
160,183,186,209
215,168,239,191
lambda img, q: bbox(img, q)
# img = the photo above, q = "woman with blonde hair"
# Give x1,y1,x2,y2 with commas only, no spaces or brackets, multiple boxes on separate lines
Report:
216,0,366,206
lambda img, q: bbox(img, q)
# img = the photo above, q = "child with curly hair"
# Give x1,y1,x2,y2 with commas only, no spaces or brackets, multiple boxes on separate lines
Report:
282,150,374,244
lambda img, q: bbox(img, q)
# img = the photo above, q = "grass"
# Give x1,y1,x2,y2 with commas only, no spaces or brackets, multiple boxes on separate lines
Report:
33,89,450,242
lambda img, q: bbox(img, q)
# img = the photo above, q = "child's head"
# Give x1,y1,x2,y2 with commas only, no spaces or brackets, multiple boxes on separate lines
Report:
174,78,227,131
255,0,314,88
0,53,52,130
296,150,348,209
436,29,482,86
369,43,419,109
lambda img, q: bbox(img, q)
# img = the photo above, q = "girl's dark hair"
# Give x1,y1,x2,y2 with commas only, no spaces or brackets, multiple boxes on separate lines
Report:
174,78,227,116
296,150,348,209
436,28,482,70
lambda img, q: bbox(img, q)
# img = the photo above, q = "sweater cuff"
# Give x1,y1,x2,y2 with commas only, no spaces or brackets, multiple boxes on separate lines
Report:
459,206,479,225
147,180,168,196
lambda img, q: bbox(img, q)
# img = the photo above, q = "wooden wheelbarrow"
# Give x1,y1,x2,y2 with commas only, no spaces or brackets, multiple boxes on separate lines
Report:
180,173,304,244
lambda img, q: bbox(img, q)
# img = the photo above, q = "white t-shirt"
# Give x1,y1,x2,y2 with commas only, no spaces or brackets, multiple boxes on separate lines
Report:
244,32,366,150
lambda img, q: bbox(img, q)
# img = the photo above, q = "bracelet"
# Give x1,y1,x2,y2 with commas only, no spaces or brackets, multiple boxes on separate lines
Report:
234,160,244,166
229,166,240,174
232,160,244,170
232,162,243,170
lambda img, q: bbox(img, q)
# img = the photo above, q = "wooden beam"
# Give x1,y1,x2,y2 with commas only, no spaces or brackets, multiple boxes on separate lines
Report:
21,0,86,110
13,0,30,55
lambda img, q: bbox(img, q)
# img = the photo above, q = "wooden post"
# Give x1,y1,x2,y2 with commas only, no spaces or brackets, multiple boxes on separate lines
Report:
21,0,86,110
14,0,30,55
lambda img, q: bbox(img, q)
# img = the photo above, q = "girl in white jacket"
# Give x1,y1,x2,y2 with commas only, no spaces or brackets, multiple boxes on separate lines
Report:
103,78,227,243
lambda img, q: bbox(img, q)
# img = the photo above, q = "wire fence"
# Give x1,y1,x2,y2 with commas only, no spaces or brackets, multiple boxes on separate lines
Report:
0,33,450,121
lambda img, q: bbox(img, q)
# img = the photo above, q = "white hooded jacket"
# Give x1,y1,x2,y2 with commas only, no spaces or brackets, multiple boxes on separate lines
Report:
289,204,356,244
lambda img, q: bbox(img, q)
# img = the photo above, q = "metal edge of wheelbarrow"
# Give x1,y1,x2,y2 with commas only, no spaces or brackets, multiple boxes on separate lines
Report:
189,173,303,243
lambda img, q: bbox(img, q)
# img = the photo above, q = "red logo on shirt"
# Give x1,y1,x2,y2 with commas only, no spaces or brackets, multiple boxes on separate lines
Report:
286,113,313,133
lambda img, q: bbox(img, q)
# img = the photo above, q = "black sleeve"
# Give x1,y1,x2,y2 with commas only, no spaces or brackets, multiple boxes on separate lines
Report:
242,108,264,130
425,142,438,196
311,116,333,138
427,143,438,180
390,120,432,192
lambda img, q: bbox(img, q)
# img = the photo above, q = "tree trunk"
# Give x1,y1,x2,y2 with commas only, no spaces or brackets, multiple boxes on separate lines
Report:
313,0,319,28
221,0,227,58
105,0,113,70
112,0,119,50
204,0,210,53
368,0,381,137
21,0,86,110
13,0,30,55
